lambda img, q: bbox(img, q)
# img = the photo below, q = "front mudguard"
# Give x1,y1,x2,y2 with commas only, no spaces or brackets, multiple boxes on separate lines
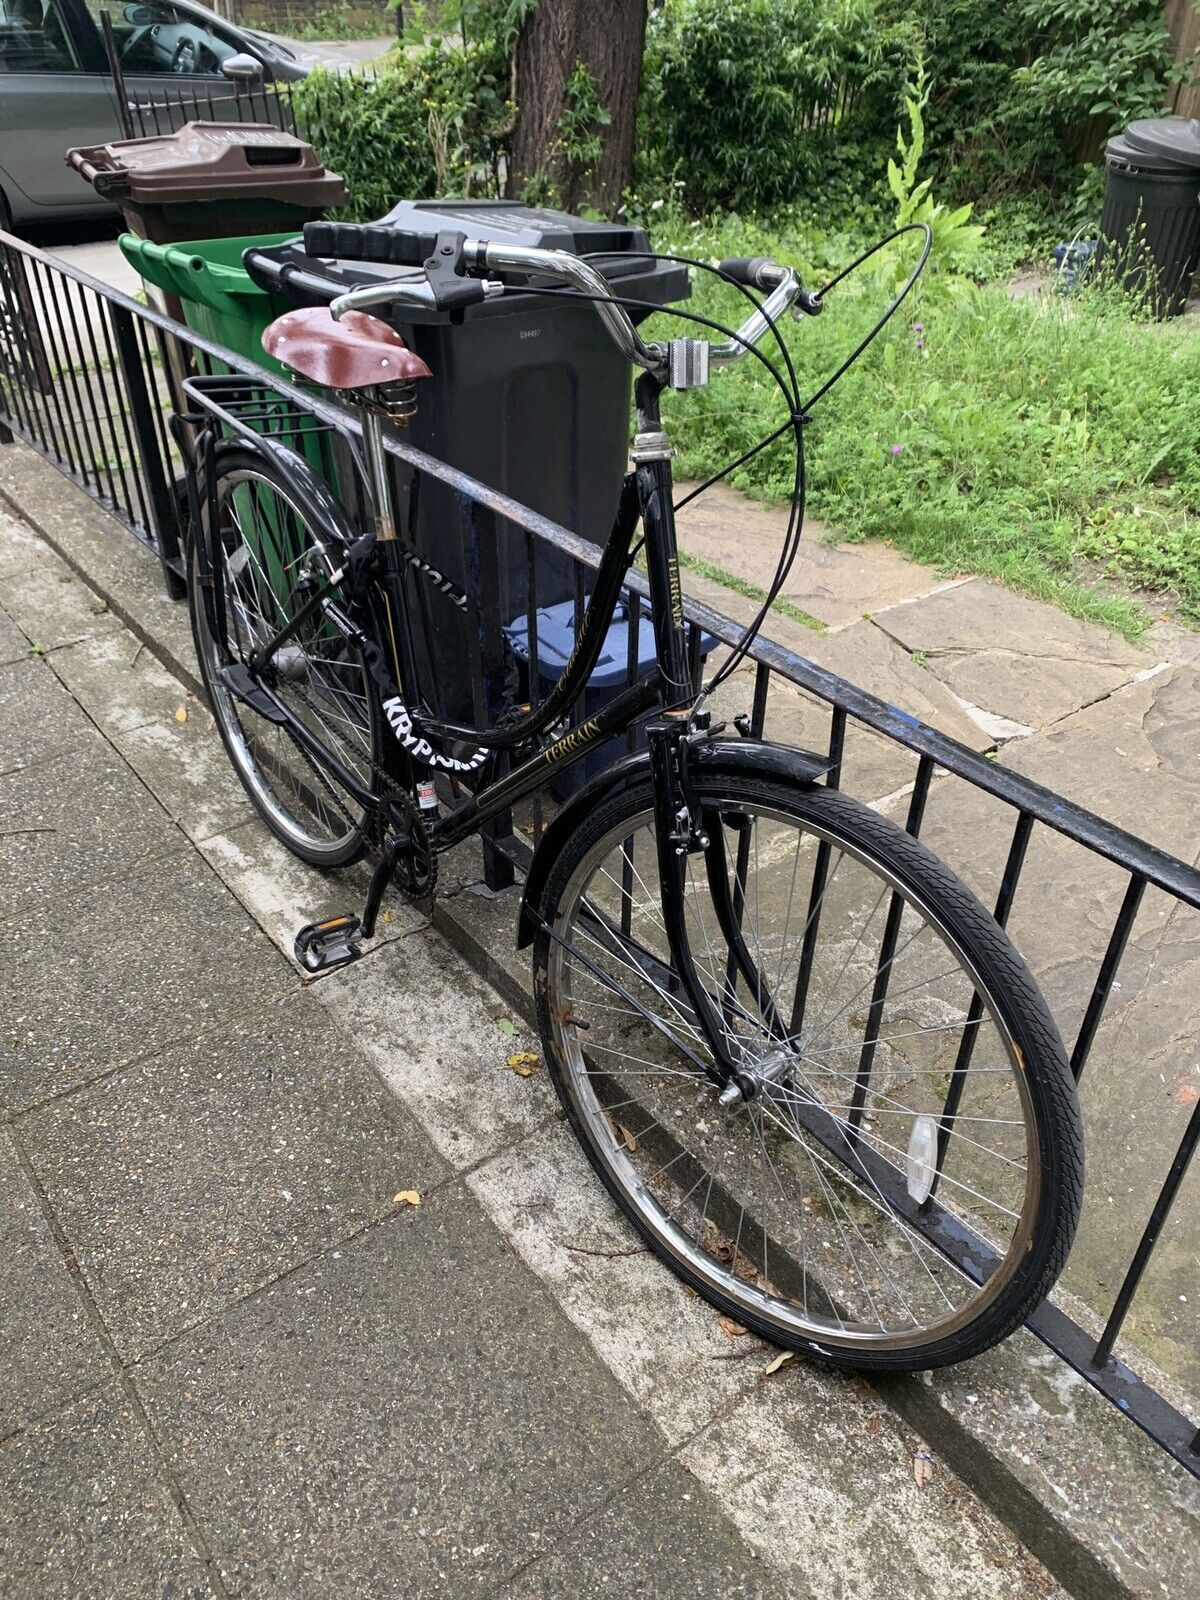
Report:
515,736,833,949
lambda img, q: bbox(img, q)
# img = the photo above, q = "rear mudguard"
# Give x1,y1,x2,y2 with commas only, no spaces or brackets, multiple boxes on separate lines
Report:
209,433,361,558
515,736,833,948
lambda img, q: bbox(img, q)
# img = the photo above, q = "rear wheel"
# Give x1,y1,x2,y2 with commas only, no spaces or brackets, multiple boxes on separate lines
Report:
189,445,383,867
533,767,1083,1371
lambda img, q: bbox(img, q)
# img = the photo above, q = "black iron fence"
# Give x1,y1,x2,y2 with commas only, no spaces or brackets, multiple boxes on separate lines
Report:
0,229,1197,1481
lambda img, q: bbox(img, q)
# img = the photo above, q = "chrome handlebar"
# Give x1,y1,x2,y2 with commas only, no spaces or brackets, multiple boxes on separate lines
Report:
328,242,812,382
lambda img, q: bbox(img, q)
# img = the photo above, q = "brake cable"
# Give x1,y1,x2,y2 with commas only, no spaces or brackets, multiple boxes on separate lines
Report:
471,222,931,710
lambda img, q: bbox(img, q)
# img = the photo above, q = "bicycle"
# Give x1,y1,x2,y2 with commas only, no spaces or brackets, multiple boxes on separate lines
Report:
179,219,1083,1373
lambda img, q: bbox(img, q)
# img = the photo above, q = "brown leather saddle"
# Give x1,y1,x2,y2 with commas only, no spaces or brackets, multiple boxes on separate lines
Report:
261,307,433,390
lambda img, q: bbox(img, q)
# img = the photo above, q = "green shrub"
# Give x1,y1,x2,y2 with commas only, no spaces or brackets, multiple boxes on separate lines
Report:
637,0,919,214
895,0,1196,216
290,40,511,219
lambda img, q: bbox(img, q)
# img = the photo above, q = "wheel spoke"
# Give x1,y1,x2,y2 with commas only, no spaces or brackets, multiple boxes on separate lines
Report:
539,783,1056,1359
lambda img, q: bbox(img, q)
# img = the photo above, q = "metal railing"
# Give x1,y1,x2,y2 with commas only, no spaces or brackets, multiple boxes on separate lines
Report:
0,229,1196,1480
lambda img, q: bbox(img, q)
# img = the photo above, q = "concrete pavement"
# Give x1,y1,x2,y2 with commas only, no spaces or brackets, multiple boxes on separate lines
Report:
1,445,1198,1598
0,478,1080,1597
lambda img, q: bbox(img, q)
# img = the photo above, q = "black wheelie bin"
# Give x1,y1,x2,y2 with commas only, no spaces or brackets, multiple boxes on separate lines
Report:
244,200,690,718
1099,117,1200,316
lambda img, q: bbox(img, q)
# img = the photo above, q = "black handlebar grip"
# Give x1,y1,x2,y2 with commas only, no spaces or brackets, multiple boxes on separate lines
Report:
718,256,777,287
302,221,441,267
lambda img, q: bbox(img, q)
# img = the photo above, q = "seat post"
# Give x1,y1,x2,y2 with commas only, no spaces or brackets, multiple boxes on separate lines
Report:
360,407,397,543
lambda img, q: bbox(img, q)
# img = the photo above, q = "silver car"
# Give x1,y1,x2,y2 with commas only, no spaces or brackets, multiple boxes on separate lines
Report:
0,0,306,229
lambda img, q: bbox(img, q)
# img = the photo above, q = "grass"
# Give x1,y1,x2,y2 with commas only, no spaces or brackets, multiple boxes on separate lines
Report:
648,212,1200,636
676,549,826,633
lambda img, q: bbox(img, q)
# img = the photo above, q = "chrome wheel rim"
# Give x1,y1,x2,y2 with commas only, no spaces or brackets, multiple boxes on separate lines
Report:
546,795,1042,1351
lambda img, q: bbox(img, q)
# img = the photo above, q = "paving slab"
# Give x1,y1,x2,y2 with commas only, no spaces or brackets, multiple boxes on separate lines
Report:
134,1186,671,1599
0,604,28,665
0,741,177,917
492,1455,794,1599
112,701,254,844
674,481,943,629
680,1366,1065,1600
47,627,199,741
315,924,554,1173
871,579,1153,731
198,817,425,968
0,1381,209,1600
0,554,122,654
907,669,1200,1395
0,656,98,777
0,1128,106,1439
21,991,449,1360
0,504,42,580
881,1328,1200,1600
466,1130,1070,1600
1,849,291,1114
0,445,195,676
804,618,994,750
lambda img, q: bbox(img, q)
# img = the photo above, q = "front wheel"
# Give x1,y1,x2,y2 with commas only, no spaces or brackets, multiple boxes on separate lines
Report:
532,764,1083,1371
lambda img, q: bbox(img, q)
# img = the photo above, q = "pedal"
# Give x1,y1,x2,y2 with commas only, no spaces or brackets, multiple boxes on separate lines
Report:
294,913,363,975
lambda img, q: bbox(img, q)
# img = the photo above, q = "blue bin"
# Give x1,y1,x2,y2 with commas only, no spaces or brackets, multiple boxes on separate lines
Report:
505,598,715,796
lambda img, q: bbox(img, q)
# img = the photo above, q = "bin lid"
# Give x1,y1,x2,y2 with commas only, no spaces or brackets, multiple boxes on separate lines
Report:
505,598,715,690
505,599,658,690
378,199,655,278
1106,118,1200,174
244,239,689,326
66,123,348,208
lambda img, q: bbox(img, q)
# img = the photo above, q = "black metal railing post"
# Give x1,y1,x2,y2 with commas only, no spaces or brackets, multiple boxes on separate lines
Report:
110,304,187,599
461,495,514,892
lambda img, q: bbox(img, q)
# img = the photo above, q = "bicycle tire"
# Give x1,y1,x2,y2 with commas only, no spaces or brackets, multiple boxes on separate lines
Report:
189,443,383,868
532,764,1083,1372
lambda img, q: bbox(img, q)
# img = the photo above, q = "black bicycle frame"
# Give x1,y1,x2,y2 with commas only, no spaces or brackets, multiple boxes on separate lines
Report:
367,373,701,851
199,369,761,1089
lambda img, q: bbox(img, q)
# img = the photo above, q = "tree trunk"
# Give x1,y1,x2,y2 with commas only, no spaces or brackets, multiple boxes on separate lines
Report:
507,0,648,214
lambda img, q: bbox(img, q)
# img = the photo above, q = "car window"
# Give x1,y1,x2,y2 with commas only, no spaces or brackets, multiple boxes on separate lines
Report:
82,1,237,76
0,0,81,72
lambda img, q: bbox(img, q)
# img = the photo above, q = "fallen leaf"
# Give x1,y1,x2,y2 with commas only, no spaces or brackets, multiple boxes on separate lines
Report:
866,1415,883,1437
719,1315,748,1338
174,705,188,724
496,1017,518,1038
913,1445,934,1488
89,599,108,616
506,1051,541,1077
763,1351,793,1375
393,1190,421,1207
